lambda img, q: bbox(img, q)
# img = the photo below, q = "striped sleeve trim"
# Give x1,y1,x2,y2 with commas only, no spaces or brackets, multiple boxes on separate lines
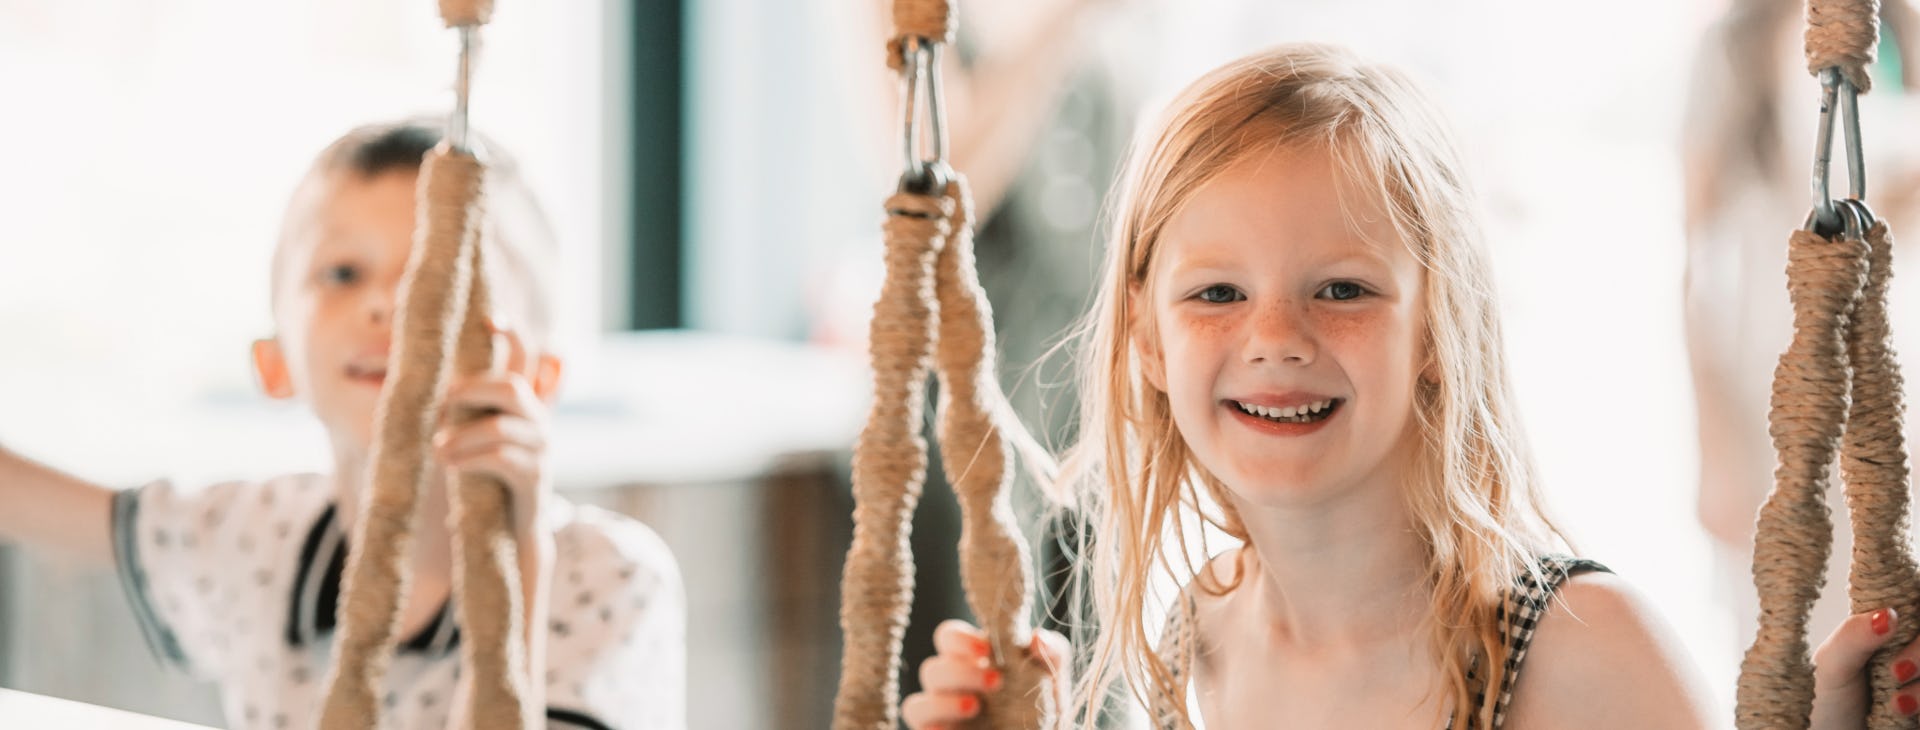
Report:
109,487,190,671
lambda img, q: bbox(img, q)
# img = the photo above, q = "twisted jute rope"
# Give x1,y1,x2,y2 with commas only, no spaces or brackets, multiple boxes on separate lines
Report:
1738,219,1919,730
1806,0,1881,92
934,179,1056,730
833,188,946,730
887,0,956,72
833,176,1053,730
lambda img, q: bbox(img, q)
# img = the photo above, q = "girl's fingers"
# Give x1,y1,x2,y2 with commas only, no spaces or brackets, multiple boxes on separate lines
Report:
920,655,1000,694
1815,608,1899,691
900,690,982,728
933,619,990,660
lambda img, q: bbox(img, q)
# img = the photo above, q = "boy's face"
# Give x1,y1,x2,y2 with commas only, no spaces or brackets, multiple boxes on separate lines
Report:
253,170,559,451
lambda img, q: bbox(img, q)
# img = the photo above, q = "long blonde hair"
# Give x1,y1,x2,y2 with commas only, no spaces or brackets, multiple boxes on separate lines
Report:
1052,43,1566,728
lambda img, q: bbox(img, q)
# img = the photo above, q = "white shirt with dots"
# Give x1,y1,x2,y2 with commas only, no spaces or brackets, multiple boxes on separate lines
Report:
110,473,685,730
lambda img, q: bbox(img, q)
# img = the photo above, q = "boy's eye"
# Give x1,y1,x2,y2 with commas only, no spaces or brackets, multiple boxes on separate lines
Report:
1318,281,1367,301
1195,284,1245,304
321,264,362,286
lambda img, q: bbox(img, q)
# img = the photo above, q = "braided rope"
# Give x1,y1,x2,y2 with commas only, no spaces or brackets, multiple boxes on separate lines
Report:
1841,221,1920,729
834,190,947,730
320,147,491,730
1738,218,1917,728
448,239,534,730
933,178,1056,729
1805,0,1881,92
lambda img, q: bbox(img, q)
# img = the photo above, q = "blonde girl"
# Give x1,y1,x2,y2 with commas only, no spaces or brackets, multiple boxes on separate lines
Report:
900,43,1718,729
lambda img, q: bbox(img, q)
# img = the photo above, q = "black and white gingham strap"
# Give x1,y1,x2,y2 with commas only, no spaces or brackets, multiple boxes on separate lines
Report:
1469,553,1611,729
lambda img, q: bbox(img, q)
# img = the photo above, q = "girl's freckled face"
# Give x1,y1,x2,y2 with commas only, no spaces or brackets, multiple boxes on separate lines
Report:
1140,144,1429,507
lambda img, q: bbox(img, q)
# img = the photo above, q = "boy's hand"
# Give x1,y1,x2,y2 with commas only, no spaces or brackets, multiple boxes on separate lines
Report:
433,325,551,541
901,619,1072,729
1810,607,1920,727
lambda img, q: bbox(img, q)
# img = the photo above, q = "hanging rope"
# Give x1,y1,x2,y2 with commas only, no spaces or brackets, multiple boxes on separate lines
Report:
833,1,1053,727
1738,1,1917,726
319,0,531,727
1805,0,1880,92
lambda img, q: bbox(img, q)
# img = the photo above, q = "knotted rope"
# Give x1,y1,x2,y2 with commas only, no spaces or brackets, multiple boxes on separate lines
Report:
834,2,1051,722
1737,0,1915,726
319,0,531,727
833,178,1054,730
1805,0,1880,92
1738,219,1917,728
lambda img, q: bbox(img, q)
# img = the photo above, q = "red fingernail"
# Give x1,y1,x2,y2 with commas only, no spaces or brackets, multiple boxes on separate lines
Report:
958,695,979,716
973,637,992,657
1875,609,1894,636
1899,694,1917,715
1901,660,1919,683
983,669,1002,691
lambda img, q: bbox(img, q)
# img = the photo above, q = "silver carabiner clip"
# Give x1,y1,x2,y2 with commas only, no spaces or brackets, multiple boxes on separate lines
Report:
449,25,478,153
897,36,950,196
1808,67,1875,236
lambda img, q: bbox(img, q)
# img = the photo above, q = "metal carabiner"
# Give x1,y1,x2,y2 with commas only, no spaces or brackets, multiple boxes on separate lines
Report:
449,25,478,153
1808,67,1874,236
897,36,951,195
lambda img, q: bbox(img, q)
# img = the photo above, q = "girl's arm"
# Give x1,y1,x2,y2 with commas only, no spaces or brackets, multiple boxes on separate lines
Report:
1502,572,1719,729
0,445,115,566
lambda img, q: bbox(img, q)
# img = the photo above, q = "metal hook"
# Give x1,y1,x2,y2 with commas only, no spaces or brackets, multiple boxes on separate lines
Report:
1808,67,1870,235
450,25,477,153
897,37,950,195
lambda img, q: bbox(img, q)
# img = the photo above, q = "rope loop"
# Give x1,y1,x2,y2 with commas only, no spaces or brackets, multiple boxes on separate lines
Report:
1804,0,1880,92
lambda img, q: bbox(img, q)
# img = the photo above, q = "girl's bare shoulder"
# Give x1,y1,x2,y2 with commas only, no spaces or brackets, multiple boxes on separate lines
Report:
1503,571,1721,729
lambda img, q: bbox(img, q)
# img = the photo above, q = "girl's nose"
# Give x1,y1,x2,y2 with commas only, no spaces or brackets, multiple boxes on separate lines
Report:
1244,300,1316,366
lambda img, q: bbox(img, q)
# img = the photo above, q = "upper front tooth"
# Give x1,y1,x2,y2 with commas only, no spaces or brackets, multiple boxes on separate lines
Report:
1278,406,1297,418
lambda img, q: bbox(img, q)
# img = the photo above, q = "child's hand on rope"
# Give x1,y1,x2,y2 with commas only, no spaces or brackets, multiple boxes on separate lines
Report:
433,324,551,541
901,619,1072,729
1811,608,1920,727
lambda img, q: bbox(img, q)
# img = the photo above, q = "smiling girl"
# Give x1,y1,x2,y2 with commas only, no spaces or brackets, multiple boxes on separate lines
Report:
900,44,1720,729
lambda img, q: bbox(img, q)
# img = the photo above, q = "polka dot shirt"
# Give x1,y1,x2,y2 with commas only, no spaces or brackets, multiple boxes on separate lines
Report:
110,473,685,730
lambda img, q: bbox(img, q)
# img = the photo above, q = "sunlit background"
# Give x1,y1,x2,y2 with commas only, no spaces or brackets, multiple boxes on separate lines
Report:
5,0,1920,727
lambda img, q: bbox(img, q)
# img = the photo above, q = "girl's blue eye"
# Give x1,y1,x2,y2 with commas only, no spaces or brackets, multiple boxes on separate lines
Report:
1319,281,1366,301
1196,284,1244,304
321,264,361,286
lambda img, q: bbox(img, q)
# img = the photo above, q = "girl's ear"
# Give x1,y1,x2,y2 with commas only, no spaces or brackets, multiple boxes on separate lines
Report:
1129,285,1168,392
252,338,296,400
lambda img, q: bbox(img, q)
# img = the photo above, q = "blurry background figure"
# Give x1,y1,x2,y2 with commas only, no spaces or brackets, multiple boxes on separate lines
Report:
1682,0,1920,679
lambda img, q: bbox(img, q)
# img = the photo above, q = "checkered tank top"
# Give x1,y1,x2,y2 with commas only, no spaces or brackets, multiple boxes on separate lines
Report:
1150,553,1610,729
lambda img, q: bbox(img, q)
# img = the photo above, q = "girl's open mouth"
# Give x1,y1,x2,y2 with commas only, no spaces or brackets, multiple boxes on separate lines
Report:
1230,398,1342,424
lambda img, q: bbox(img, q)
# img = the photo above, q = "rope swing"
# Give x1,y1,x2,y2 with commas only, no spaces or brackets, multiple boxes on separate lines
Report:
1738,1,1920,728
833,1,1055,727
318,1,534,728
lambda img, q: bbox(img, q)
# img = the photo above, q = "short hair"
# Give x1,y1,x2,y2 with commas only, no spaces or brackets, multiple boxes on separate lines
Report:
271,120,560,349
